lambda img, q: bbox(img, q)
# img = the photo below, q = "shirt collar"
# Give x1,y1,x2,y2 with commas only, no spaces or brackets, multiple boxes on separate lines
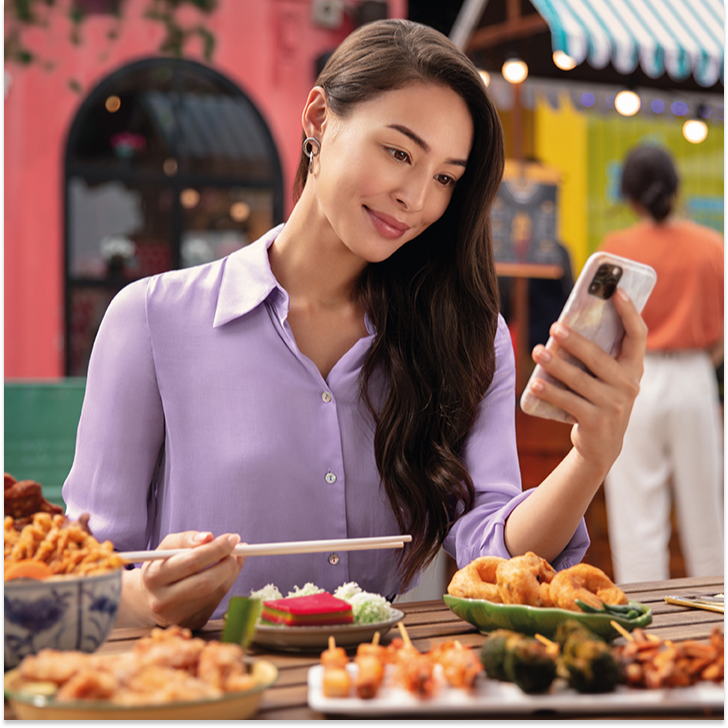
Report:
213,224,287,328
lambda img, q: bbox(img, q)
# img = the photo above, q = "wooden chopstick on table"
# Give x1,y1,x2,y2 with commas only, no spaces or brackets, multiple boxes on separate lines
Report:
119,534,412,562
663,594,724,614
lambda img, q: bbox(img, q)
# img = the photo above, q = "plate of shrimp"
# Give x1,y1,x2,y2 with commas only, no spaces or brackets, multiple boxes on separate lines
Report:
444,554,652,640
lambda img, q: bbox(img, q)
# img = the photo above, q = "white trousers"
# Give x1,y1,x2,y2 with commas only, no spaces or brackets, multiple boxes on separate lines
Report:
604,350,724,584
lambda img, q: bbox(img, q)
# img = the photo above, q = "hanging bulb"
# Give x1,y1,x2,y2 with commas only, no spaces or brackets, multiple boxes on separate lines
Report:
478,69,491,87
552,50,576,71
615,89,641,116
682,118,708,144
502,56,528,84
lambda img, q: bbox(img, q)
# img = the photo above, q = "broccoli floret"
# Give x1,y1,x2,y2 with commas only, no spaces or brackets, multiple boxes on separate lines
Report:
503,638,558,694
562,637,623,693
480,630,518,681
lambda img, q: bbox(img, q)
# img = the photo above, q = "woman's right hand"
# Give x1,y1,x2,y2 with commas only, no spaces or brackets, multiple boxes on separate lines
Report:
125,531,246,630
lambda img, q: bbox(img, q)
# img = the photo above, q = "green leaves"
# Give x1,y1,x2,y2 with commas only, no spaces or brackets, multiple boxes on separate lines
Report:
574,600,643,621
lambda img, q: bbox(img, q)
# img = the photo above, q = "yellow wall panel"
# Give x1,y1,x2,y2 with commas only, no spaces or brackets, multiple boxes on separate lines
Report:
534,93,589,275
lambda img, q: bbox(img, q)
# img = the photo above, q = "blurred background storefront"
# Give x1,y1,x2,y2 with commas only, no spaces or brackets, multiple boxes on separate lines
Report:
5,0,407,380
7,0,721,378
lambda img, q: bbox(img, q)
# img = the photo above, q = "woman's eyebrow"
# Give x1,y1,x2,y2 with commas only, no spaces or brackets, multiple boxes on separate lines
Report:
386,124,467,167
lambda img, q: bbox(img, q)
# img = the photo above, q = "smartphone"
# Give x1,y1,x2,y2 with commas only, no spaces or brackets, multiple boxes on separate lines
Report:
519,252,657,423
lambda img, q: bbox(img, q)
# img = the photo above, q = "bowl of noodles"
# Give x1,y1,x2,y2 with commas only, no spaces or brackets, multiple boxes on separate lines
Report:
4,509,124,669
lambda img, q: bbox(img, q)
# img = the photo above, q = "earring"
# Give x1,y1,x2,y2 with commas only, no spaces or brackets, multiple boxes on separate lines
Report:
303,136,321,174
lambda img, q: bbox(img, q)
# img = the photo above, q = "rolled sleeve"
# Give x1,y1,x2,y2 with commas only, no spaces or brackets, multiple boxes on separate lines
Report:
62,278,165,551
443,315,589,570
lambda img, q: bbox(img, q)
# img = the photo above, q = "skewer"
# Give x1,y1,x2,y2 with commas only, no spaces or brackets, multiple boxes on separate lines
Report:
534,633,560,657
610,619,635,642
119,534,412,562
372,631,380,647
397,620,414,650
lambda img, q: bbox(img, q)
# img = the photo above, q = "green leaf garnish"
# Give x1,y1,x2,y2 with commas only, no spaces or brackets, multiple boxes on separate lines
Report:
222,597,262,648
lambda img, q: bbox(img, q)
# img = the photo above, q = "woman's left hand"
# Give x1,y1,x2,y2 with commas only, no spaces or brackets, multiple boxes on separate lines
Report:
527,288,647,478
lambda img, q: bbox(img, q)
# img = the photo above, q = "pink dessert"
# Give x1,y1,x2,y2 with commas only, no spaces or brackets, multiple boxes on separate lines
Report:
261,592,354,626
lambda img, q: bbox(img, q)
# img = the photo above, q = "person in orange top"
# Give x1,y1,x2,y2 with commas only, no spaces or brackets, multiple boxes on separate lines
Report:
600,145,724,583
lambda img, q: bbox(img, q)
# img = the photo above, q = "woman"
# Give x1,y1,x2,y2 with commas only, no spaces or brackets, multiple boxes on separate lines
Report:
63,20,647,629
600,145,723,583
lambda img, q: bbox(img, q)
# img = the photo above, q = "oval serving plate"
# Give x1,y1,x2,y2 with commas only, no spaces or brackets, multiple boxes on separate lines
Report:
4,659,277,721
443,596,652,641
252,608,405,652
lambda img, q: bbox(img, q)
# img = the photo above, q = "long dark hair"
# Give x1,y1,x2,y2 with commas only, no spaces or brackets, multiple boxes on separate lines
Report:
621,145,679,222
294,20,505,588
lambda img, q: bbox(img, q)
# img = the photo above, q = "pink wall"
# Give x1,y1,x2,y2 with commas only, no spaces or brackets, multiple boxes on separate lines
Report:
4,0,407,377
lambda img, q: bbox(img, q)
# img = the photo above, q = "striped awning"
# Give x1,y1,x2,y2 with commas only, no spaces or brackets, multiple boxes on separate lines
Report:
528,0,724,87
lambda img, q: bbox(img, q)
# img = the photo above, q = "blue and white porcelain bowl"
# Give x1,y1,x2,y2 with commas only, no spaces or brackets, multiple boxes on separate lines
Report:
4,568,122,670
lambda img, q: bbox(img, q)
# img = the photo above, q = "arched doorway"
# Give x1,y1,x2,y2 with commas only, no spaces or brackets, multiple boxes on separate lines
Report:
64,58,284,375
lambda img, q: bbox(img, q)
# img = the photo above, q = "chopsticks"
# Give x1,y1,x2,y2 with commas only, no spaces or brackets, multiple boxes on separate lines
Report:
664,594,724,614
119,534,412,562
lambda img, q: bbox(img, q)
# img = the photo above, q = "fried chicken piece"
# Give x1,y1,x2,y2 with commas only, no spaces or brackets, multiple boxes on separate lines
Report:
4,478,63,520
431,640,483,689
322,666,352,698
55,669,119,701
134,626,206,670
19,649,90,684
112,665,222,705
354,632,386,699
394,651,435,697
197,642,248,691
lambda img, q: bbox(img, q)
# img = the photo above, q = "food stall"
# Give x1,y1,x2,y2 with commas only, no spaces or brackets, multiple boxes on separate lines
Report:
450,0,724,577
4,5,723,719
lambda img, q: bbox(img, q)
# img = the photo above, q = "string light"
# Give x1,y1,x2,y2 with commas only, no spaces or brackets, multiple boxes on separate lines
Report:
502,55,528,84
682,118,708,144
552,51,576,71
105,95,121,113
180,188,200,209
615,89,641,116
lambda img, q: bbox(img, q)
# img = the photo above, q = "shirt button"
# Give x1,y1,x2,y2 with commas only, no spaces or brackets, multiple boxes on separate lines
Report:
328,553,340,565
325,472,337,484
322,391,332,403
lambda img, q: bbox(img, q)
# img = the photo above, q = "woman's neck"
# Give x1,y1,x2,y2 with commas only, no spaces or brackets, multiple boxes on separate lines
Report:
269,186,366,308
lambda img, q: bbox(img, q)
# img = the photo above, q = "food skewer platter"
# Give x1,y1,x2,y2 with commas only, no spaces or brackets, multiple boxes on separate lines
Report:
307,663,724,717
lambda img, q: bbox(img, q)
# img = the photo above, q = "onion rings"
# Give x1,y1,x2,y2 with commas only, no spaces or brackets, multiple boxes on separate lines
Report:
549,564,628,611
496,552,556,607
447,555,505,602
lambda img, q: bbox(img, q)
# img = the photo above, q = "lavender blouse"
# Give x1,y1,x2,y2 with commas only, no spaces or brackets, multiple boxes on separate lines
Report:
63,224,588,618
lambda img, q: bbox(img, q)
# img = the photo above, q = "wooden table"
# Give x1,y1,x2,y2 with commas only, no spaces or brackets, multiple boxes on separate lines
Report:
5,575,723,720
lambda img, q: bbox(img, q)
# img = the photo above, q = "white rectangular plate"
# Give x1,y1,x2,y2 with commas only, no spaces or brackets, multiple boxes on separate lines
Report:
307,664,724,717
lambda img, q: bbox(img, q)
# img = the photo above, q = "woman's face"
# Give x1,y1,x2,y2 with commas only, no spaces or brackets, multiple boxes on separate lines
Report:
308,82,474,264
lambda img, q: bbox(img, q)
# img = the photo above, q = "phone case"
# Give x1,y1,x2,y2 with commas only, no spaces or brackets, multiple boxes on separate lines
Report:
519,252,657,424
